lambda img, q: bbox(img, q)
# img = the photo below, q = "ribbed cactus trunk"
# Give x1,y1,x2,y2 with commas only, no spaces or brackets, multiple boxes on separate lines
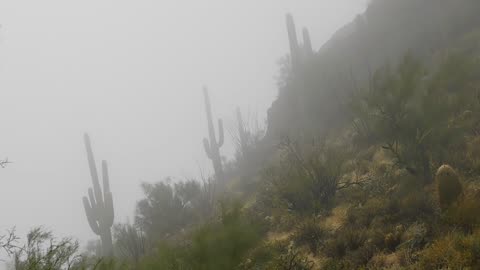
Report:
82,134,115,257
202,87,225,183
236,107,248,159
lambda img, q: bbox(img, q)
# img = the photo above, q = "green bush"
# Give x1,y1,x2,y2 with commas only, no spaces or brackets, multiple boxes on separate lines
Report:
260,139,347,217
137,201,261,270
135,178,214,241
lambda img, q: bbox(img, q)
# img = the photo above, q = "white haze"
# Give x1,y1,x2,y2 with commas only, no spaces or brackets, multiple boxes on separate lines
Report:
0,0,366,263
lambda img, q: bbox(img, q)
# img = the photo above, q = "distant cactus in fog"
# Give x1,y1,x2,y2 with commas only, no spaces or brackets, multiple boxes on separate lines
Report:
236,107,248,159
82,134,114,257
285,13,314,72
286,13,301,71
202,87,225,183
302,27,313,58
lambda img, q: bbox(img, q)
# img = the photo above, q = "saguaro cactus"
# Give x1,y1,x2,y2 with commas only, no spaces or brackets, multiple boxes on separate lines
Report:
285,13,314,71
302,27,313,58
82,134,114,257
236,107,248,158
202,87,225,183
286,13,301,71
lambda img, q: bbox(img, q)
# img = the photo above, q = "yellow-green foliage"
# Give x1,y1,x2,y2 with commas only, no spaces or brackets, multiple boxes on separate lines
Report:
444,195,480,232
435,164,463,209
418,231,480,269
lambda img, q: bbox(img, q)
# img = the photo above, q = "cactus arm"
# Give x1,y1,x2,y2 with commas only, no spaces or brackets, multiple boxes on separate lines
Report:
102,160,114,227
302,27,313,56
236,108,248,155
286,13,299,70
203,87,216,142
203,138,212,159
88,188,97,210
102,160,110,193
84,134,104,206
83,197,101,235
217,119,224,147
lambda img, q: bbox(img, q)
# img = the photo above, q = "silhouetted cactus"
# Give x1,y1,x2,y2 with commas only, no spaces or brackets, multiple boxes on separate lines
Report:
285,13,314,72
286,13,301,71
203,87,225,183
82,134,114,257
435,164,463,209
302,27,313,58
236,107,248,159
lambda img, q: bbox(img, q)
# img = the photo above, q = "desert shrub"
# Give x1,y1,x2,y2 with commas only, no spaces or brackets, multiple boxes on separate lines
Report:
347,241,377,267
345,197,396,227
238,242,283,270
323,228,368,259
185,201,261,270
137,243,189,270
293,218,326,254
397,190,434,220
350,55,433,181
113,222,147,265
321,259,353,270
265,248,314,270
465,136,480,173
349,54,475,185
368,252,404,269
12,227,99,270
444,195,480,232
137,201,261,270
260,138,349,216
418,232,480,269
135,178,214,241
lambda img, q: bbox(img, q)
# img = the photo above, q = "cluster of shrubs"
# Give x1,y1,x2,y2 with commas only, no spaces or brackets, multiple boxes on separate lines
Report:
247,49,480,269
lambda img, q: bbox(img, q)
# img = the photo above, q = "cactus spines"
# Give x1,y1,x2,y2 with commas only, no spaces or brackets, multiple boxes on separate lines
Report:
435,164,463,209
82,134,114,257
203,87,225,183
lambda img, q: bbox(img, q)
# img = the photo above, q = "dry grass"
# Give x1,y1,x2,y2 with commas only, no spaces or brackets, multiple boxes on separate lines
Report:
322,204,349,232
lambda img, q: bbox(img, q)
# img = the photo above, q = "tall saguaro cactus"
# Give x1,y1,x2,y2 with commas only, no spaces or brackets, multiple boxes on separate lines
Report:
286,13,301,71
202,87,225,183
82,134,114,257
285,13,314,71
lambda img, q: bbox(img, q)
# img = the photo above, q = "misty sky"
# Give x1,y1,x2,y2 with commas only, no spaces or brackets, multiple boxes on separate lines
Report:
0,0,367,258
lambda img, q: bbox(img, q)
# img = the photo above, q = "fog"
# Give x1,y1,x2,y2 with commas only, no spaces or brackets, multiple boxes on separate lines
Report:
0,0,366,257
